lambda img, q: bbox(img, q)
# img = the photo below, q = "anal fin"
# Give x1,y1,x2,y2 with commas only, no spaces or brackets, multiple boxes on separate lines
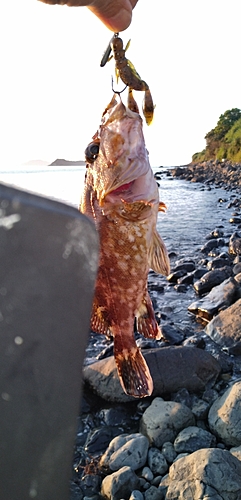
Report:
114,345,153,398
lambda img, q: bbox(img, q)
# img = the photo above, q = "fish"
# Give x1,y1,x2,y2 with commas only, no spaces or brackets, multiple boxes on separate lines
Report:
80,94,170,398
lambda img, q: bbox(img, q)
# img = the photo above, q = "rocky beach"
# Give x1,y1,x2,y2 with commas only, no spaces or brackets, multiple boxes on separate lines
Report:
70,161,241,500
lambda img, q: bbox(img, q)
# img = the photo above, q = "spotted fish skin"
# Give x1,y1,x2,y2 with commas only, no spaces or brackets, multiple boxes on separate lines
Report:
80,96,170,397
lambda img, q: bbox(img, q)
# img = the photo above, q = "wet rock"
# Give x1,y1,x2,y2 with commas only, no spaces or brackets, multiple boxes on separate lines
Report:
159,324,184,345
177,273,194,285
229,231,241,255
200,238,225,253
205,298,241,351
147,448,168,475
193,267,233,295
139,397,195,448
173,426,216,453
208,381,241,447
206,256,232,270
206,228,224,239
172,262,196,273
160,448,241,500
167,269,186,283
101,466,140,500
99,433,149,471
83,347,221,402
188,277,238,321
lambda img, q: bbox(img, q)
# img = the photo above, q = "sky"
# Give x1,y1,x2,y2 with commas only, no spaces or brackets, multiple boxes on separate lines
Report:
1,0,241,168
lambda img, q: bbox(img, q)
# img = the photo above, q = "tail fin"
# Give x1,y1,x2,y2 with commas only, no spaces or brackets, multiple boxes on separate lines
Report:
136,293,162,340
114,346,153,398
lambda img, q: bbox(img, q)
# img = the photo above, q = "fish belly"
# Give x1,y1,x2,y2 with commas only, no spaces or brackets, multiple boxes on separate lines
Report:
92,210,157,397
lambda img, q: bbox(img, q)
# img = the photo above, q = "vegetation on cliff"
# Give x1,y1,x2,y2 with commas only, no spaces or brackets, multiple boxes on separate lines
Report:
192,108,241,163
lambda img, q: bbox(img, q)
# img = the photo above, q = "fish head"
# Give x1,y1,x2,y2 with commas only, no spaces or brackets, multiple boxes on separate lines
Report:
85,95,158,207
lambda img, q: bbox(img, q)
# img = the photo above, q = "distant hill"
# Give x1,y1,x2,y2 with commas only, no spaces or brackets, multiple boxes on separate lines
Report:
192,108,241,163
49,159,85,166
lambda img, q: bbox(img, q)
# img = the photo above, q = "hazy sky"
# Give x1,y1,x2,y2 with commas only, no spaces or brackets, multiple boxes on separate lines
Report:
1,0,241,167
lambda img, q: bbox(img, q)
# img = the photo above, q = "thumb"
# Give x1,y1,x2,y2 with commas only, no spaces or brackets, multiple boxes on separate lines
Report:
88,0,138,32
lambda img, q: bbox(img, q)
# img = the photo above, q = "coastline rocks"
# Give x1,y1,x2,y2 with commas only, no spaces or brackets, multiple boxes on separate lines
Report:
208,381,241,446
160,448,241,500
188,277,238,321
99,433,149,471
83,347,221,402
139,398,195,448
205,298,241,351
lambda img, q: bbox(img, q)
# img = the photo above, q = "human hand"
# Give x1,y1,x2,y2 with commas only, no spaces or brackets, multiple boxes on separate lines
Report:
38,0,139,32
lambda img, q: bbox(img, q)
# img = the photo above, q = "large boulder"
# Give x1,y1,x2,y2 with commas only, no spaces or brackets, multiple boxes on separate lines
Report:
83,347,221,402
205,298,241,352
160,448,241,500
139,397,195,448
208,381,241,446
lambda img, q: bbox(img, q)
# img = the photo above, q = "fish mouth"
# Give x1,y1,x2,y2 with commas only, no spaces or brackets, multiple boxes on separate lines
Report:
110,181,135,195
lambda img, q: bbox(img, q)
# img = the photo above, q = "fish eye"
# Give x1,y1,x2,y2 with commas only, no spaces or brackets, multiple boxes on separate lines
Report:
85,142,100,163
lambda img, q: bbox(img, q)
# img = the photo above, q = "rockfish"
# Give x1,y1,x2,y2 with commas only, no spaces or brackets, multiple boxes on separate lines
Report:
80,95,170,398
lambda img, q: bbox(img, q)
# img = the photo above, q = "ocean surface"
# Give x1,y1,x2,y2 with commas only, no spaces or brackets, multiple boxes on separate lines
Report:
0,164,230,258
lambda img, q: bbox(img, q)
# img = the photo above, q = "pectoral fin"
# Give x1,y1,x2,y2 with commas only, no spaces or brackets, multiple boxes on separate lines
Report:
148,229,170,276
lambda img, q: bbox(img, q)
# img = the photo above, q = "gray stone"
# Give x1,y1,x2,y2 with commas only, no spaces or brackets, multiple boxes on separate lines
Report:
147,448,168,475
129,490,144,500
141,467,154,482
205,298,241,352
161,442,177,464
99,433,149,471
208,381,241,446
144,486,165,500
160,448,241,500
191,397,210,419
174,426,216,453
83,347,221,402
101,466,140,500
188,277,238,321
140,398,195,448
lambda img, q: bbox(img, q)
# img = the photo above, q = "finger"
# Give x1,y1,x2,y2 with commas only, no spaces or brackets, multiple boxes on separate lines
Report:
88,0,138,32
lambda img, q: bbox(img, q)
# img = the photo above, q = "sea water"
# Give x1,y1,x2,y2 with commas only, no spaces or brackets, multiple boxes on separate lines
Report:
0,164,229,257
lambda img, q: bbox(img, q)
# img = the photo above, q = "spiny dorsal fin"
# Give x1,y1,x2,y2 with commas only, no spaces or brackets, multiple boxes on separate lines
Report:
148,229,170,276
